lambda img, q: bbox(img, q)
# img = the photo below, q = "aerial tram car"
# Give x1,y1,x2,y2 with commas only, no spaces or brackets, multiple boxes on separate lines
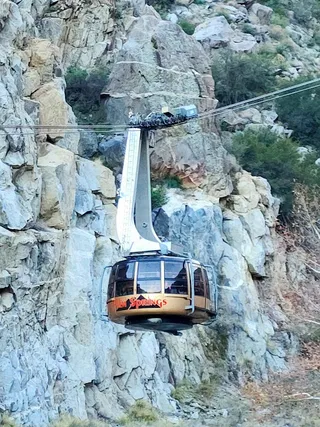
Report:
104,105,217,335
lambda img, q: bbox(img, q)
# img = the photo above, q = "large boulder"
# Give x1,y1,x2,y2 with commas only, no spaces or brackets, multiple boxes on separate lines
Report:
249,3,273,25
38,143,76,229
0,161,33,230
76,158,116,204
194,16,234,49
194,16,257,53
28,38,61,84
98,134,126,173
31,79,68,140
78,130,98,159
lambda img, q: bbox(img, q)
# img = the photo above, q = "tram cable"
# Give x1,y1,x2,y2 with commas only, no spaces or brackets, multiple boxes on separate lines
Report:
1,76,320,135
195,81,320,122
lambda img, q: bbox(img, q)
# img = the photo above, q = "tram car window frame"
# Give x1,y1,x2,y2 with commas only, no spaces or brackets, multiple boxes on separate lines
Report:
136,260,162,294
164,260,189,295
115,261,135,297
202,267,211,299
193,265,205,297
107,264,117,300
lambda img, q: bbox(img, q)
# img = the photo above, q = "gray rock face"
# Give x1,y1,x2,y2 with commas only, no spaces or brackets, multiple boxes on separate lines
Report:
98,134,126,173
249,3,273,25
194,16,257,53
78,129,98,159
39,0,114,69
0,161,33,230
155,174,292,380
103,14,215,124
194,16,234,49
0,1,311,426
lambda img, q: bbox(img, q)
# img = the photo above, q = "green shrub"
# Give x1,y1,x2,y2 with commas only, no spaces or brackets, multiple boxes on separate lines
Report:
171,380,193,402
50,416,109,427
150,176,182,209
290,0,314,25
271,12,289,27
171,379,215,403
312,30,320,45
259,0,287,16
231,128,320,214
269,25,286,41
146,0,174,14
241,23,258,36
261,0,320,26
165,176,182,188
119,400,158,424
65,66,109,124
216,10,233,24
151,184,168,209
211,51,277,107
275,40,295,55
178,20,196,35
276,76,320,151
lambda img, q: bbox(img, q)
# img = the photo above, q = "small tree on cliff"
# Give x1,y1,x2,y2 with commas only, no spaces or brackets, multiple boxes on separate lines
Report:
231,128,320,215
65,66,109,124
211,50,277,107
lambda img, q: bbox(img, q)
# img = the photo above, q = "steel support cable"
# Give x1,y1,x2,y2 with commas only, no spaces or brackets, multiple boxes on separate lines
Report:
194,83,320,122
0,129,127,136
195,77,320,119
0,124,127,130
3,83,320,137
3,82,320,136
1,77,320,133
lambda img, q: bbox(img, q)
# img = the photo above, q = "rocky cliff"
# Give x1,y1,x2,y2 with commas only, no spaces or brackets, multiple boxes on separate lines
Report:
0,1,319,426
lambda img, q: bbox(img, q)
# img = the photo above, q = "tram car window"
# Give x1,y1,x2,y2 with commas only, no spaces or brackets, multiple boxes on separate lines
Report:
107,265,117,300
164,261,188,295
202,268,211,299
193,266,205,297
115,262,135,297
137,261,161,293
173,105,198,119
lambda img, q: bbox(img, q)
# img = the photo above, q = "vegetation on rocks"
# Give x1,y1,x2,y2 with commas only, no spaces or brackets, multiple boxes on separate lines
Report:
260,0,320,25
271,12,289,28
276,77,320,151
146,0,174,15
259,0,288,17
51,416,109,427
178,19,196,35
151,176,182,208
231,128,320,214
211,51,277,106
65,66,109,124
118,400,158,424
151,184,168,209
241,23,258,36
171,379,216,403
